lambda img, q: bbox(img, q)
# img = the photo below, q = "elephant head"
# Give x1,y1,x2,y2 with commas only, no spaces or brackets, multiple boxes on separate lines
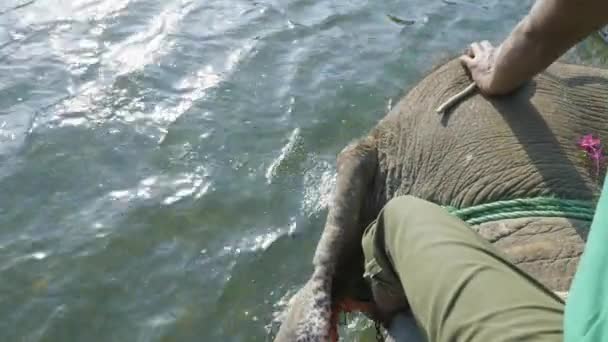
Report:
272,58,607,341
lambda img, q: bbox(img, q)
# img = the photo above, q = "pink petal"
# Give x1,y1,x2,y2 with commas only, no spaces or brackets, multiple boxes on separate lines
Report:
578,134,602,152
578,135,592,148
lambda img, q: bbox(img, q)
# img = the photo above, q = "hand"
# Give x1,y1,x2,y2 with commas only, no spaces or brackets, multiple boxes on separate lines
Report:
459,41,505,95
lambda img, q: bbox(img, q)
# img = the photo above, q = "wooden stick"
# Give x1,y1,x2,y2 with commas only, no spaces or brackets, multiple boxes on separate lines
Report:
435,82,477,115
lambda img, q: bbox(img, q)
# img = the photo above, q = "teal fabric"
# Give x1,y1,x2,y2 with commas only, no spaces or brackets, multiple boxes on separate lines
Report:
564,175,608,342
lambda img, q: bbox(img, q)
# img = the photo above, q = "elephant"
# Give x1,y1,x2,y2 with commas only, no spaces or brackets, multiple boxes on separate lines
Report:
272,57,608,342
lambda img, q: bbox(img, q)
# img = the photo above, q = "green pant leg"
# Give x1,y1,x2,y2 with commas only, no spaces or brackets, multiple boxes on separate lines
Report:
362,195,564,342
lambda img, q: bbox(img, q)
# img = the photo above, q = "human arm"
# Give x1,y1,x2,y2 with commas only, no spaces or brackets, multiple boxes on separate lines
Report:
461,0,608,95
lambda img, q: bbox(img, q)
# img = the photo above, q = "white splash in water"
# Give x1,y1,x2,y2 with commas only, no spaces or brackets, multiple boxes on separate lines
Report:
230,227,283,254
265,128,301,184
252,230,282,251
30,252,47,260
287,218,297,235
145,311,178,328
227,217,299,258
108,189,131,200
301,160,336,216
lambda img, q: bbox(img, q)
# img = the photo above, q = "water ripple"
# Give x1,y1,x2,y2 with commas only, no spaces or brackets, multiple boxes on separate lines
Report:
108,166,210,205
156,40,255,142
31,0,200,134
105,0,194,76
16,0,131,26
2,0,604,340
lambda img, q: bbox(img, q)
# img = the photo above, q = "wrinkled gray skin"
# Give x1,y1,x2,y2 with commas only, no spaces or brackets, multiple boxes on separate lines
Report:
274,58,608,341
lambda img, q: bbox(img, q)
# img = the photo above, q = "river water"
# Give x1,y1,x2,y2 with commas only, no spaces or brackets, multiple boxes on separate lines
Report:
1,0,606,341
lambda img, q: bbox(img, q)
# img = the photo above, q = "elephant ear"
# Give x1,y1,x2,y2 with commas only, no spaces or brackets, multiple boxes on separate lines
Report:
274,272,335,342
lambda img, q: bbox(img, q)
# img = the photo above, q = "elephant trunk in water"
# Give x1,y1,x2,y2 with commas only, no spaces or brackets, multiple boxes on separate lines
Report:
274,138,378,342
273,57,608,341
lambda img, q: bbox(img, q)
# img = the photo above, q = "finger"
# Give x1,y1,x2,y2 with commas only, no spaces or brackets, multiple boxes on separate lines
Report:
459,54,474,67
480,40,492,49
462,46,473,57
470,42,482,56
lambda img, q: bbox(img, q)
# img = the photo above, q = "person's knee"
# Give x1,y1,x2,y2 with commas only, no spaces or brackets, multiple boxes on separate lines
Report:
382,195,447,230
384,195,430,215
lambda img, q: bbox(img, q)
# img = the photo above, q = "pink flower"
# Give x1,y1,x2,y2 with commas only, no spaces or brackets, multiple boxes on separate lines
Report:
578,134,602,153
578,134,605,177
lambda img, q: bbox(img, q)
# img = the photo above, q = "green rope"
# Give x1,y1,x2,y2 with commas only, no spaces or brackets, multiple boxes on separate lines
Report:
443,197,596,225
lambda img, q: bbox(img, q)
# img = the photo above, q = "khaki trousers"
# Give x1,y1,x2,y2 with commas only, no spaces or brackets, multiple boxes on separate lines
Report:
361,196,564,342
